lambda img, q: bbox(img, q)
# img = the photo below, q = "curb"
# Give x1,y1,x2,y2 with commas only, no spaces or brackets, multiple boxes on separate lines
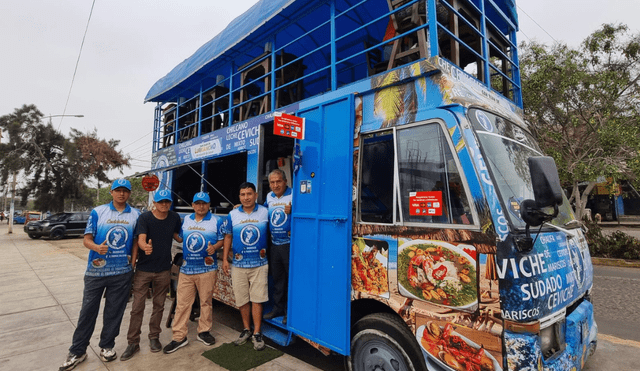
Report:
591,257,640,268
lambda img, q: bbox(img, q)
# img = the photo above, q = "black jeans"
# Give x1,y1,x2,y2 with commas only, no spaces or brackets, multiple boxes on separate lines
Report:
269,243,290,314
69,270,133,355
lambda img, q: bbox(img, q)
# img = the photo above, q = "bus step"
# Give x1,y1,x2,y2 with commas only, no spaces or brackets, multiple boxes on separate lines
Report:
261,321,294,346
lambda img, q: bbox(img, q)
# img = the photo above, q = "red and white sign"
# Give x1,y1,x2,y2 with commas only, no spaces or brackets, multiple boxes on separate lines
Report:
141,174,160,192
274,112,305,140
409,191,443,216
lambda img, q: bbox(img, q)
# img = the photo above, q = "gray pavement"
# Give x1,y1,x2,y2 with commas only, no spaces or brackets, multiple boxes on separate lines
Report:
2,221,640,371
0,223,320,371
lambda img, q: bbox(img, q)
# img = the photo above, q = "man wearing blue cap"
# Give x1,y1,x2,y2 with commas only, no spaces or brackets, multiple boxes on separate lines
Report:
120,189,182,361
163,191,223,354
59,179,141,371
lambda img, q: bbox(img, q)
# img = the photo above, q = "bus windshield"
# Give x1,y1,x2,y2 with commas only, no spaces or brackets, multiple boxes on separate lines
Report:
468,109,576,230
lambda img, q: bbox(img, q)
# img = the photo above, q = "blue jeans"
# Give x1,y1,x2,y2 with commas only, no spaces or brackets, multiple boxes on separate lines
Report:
69,270,133,356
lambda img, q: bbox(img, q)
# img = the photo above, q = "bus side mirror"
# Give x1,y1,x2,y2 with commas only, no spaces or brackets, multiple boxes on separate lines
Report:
529,156,563,208
517,156,564,251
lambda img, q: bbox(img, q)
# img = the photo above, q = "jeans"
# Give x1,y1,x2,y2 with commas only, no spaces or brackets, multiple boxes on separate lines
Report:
69,271,133,356
126,270,171,344
270,243,290,314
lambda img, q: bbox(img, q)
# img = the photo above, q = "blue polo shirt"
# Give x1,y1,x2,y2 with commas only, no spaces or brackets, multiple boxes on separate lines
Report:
264,187,292,246
84,202,140,277
224,204,269,268
179,212,225,274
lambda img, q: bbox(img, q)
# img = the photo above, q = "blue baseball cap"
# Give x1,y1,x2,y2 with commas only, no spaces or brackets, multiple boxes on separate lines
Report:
154,189,172,202
192,192,210,203
111,178,132,191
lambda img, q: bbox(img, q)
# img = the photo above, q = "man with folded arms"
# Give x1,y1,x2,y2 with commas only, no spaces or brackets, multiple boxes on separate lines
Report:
121,189,182,360
59,179,140,370
163,192,223,354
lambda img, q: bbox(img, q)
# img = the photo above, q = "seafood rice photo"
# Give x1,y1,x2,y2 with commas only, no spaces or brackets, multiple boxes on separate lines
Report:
417,322,501,371
398,240,477,309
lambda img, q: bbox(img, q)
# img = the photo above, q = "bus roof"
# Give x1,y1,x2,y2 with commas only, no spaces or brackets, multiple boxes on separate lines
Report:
145,0,518,104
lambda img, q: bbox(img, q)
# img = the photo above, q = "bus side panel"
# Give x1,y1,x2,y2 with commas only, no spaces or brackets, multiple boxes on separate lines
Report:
288,96,354,355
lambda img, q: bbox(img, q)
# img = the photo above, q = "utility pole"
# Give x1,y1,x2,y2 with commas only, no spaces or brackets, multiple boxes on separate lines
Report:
8,171,16,234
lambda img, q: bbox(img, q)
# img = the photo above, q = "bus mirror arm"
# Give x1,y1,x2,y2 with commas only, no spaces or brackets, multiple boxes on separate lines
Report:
517,202,558,252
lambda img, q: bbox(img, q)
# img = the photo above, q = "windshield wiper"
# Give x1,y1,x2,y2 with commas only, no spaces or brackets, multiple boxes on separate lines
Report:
563,220,582,228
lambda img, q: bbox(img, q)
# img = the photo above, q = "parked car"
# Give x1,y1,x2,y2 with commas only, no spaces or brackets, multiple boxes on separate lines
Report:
24,212,90,240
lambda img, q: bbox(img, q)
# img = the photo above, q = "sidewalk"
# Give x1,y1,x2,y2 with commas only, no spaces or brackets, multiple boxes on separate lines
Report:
0,224,319,371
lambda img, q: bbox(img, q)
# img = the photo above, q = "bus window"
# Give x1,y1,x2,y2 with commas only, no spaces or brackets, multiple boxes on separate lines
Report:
359,130,394,224
396,123,472,225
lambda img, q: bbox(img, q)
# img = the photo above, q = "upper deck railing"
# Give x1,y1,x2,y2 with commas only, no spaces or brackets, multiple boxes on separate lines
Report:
149,0,520,152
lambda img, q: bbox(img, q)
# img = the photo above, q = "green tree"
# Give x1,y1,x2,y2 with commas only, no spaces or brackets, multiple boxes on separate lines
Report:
520,24,640,219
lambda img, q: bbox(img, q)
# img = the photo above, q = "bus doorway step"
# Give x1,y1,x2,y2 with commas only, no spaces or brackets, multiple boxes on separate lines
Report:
261,321,294,346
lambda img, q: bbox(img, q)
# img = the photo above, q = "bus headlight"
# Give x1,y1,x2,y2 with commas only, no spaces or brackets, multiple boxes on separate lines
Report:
540,319,565,359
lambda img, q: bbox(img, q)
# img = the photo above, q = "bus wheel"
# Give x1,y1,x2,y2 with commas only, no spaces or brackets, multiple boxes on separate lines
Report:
348,313,426,371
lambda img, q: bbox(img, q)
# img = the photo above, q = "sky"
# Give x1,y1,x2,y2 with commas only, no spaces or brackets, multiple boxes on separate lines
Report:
1,0,639,182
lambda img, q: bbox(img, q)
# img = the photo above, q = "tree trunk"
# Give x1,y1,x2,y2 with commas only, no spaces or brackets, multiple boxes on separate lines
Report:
572,181,597,220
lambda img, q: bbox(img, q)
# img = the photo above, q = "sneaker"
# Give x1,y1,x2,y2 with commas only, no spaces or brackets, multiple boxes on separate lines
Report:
163,338,188,354
120,343,139,361
233,328,252,346
149,338,162,353
252,332,265,351
197,332,216,346
99,348,117,362
59,352,86,371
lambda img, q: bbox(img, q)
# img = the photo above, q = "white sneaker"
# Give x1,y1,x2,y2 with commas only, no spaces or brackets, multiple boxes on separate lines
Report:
59,353,87,371
99,348,117,362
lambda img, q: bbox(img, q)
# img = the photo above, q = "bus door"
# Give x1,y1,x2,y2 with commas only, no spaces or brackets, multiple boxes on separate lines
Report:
288,96,354,355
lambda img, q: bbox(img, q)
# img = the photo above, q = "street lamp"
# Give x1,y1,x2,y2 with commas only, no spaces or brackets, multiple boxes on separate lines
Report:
6,114,84,234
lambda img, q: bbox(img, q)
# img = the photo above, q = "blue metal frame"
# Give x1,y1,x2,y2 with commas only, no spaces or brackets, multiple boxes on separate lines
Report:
150,0,521,152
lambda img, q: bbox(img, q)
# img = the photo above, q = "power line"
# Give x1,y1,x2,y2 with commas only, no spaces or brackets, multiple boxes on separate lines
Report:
58,0,97,131
517,4,557,43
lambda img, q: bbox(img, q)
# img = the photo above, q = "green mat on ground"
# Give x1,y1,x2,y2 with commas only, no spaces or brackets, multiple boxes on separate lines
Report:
201,341,283,371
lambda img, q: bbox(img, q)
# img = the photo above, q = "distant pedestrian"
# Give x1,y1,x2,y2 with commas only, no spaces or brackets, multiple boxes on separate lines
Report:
120,190,182,361
58,179,140,371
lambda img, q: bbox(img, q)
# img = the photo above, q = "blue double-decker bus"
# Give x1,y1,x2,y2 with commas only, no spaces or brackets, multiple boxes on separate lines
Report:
143,1,597,370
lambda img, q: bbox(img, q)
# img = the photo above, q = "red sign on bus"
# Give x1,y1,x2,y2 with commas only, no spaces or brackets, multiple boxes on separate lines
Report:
409,191,443,216
274,112,305,140
141,174,160,192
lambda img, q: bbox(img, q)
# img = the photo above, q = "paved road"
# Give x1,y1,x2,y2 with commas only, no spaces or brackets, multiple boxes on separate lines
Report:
36,232,640,370
591,265,640,342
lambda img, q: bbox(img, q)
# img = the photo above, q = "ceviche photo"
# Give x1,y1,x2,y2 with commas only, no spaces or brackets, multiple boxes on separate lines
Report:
351,238,389,296
418,322,502,371
398,240,477,309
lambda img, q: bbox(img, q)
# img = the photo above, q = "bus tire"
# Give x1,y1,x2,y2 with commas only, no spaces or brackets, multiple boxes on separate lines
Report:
348,312,426,371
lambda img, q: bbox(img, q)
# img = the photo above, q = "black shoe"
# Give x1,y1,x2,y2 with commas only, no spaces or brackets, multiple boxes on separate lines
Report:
120,343,139,361
149,338,162,353
163,338,188,354
263,310,284,320
59,353,86,371
282,314,287,325
197,332,216,346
